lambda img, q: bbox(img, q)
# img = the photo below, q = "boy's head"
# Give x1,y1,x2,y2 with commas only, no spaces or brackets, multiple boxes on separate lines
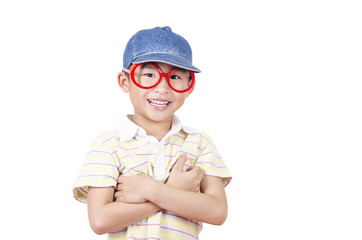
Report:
118,26,200,125
122,26,200,73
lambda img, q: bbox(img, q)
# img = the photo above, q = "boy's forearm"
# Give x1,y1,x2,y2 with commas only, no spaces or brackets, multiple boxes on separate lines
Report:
91,202,161,234
146,176,227,225
87,187,161,235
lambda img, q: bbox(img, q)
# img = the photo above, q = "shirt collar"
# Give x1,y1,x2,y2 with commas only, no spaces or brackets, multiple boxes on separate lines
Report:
118,115,200,142
172,115,201,135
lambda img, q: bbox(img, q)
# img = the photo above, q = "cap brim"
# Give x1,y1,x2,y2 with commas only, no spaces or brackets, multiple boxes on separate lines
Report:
132,53,201,73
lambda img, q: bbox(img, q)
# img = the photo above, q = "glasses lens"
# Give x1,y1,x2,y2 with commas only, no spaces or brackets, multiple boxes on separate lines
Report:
169,68,193,91
133,63,160,88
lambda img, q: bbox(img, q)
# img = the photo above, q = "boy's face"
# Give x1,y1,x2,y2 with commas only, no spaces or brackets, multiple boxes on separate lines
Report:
118,62,194,125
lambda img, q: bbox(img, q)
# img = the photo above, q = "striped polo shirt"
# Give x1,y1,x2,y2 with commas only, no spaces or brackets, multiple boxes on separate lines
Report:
73,115,231,240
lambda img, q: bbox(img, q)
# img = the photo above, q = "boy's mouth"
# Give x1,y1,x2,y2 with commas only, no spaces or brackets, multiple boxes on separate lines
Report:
147,99,172,108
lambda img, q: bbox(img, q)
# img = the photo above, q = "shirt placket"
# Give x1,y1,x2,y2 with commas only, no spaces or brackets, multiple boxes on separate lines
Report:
154,141,166,181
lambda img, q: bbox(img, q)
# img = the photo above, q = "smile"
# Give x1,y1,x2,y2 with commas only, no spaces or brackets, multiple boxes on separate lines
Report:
148,99,172,108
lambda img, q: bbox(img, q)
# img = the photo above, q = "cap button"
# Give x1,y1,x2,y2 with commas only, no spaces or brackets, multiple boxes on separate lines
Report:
162,26,172,32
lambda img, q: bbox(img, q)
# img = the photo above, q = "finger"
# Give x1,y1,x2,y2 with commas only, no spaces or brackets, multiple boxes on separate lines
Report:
172,154,187,172
115,194,125,202
190,166,204,178
198,169,205,179
114,191,121,199
189,165,201,173
117,175,124,183
186,167,193,171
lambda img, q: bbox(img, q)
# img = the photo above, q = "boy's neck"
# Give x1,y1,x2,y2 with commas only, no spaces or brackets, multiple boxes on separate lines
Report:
131,115,173,142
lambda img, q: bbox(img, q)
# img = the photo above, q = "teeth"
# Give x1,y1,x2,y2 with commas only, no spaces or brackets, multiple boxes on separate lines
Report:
149,99,170,106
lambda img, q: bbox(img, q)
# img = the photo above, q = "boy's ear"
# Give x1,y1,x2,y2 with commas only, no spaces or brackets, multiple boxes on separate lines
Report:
185,82,195,98
118,71,130,92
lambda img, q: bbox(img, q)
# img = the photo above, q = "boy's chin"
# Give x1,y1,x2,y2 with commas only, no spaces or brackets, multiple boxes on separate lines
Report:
146,112,174,123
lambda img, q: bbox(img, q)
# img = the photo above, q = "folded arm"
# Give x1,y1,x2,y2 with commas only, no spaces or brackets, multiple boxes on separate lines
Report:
87,154,205,235
87,187,161,235
150,175,227,225
116,173,228,225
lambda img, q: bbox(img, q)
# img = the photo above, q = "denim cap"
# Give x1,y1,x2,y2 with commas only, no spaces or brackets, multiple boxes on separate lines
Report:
123,26,200,73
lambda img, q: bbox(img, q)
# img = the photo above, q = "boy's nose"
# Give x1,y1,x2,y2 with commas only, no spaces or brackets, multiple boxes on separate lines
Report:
154,76,170,93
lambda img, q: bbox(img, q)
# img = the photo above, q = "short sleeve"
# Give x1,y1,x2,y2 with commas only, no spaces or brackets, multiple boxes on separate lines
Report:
73,133,120,203
195,134,232,187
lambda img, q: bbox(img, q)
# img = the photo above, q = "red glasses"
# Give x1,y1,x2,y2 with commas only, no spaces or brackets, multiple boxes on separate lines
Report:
123,63,195,93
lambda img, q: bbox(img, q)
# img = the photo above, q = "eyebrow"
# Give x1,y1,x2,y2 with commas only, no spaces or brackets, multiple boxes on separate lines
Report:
140,64,154,69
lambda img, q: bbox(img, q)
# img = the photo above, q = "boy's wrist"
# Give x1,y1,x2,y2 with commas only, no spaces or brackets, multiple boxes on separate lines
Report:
145,179,162,202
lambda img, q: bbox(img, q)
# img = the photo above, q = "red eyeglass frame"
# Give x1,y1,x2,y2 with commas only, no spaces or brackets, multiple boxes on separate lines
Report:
122,62,195,93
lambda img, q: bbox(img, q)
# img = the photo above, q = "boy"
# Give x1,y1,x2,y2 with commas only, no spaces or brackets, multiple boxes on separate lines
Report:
73,26,232,240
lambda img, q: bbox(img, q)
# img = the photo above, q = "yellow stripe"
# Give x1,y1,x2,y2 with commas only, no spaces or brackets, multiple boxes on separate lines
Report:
196,164,230,175
74,178,116,186
86,154,116,162
161,217,201,235
79,167,118,175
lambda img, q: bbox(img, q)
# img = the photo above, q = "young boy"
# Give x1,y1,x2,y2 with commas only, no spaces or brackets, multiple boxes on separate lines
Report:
73,26,232,240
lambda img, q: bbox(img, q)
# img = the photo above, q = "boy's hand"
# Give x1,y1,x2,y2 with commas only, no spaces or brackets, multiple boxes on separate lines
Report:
114,154,204,203
166,154,204,192
114,173,153,203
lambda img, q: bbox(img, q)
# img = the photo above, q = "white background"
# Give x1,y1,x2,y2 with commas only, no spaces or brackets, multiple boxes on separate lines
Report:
1,0,361,239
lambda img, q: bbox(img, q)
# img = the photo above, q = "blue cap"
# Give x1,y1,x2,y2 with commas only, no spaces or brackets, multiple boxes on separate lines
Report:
123,26,200,73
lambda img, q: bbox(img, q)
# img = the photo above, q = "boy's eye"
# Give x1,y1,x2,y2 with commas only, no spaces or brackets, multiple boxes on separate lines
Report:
145,73,156,78
170,75,181,80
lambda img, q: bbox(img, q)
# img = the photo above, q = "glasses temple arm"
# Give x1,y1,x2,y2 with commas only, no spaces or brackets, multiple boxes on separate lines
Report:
122,68,130,73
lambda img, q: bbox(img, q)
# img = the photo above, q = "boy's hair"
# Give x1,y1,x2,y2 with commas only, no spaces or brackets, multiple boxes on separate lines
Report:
123,26,201,73
123,64,132,79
